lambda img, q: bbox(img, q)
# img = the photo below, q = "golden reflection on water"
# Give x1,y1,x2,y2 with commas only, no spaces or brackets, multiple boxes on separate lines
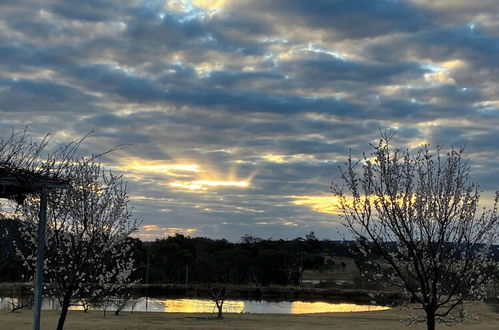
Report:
155,299,245,313
153,299,390,314
290,301,390,314
0,297,391,314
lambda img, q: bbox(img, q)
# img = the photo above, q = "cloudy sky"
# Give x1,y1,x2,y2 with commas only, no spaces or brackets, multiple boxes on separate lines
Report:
1,0,499,241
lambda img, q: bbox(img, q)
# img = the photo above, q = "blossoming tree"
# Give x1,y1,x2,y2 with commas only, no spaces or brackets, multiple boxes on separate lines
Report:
331,133,498,330
16,158,139,330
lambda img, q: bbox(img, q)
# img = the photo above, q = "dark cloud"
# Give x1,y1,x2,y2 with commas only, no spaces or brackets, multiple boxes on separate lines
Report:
229,0,433,39
0,78,99,112
205,71,285,88
49,0,123,22
283,54,427,84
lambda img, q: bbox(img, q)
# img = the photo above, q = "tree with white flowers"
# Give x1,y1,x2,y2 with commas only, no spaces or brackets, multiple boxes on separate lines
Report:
331,132,499,330
15,158,140,330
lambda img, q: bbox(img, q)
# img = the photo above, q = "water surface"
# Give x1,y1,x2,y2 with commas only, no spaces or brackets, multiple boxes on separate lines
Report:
0,297,390,314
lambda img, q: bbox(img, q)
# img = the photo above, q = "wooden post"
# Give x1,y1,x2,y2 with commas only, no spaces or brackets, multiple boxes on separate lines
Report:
33,187,48,330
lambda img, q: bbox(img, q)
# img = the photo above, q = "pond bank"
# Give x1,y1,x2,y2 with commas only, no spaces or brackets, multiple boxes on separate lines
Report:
0,282,405,305
134,283,405,305
0,303,498,330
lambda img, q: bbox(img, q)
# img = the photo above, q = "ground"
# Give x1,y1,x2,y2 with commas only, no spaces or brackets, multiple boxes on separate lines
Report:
302,257,359,285
0,303,497,330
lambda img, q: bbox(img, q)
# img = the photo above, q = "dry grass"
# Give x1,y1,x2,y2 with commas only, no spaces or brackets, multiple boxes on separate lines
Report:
0,303,497,330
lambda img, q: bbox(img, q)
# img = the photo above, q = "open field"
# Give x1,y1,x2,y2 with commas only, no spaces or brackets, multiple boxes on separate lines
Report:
0,303,497,330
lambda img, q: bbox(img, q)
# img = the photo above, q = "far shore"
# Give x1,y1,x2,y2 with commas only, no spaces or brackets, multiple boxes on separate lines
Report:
0,303,498,330
0,282,406,305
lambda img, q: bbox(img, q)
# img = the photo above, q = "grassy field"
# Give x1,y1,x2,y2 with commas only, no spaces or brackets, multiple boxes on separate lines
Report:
0,303,497,330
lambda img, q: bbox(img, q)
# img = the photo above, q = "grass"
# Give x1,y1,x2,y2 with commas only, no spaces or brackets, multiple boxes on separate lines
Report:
0,303,497,330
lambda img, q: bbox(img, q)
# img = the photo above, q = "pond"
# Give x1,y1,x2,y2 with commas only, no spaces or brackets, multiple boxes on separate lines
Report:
0,297,390,314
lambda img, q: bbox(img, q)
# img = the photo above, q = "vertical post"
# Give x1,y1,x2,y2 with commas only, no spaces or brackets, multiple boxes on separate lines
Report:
33,187,48,330
298,252,304,286
145,250,150,285
145,249,149,311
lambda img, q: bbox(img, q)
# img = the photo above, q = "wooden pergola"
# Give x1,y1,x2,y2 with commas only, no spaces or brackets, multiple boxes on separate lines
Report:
0,167,68,330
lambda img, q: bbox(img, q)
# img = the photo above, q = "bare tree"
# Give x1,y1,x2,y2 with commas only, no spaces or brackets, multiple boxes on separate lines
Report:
7,291,33,313
0,127,83,178
15,158,140,330
331,133,499,330
207,283,226,318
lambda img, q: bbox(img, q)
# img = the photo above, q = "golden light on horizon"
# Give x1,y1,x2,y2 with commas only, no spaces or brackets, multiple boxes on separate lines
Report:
292,195,342,214
133,225,199,240
293,193,426,216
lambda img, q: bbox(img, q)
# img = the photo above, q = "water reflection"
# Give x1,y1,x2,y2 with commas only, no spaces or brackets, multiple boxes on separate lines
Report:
153,299,245,313
0,297,390,314
290,301,389,313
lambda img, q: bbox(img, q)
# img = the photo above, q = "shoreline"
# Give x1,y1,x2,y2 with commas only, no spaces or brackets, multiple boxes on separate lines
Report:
0,303,497,330
135,283,406,305
0,282,406,306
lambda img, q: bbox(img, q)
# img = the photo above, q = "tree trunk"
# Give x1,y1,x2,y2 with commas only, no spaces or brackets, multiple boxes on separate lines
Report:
56,294,71,330
426,309,436,330
216,300,223,318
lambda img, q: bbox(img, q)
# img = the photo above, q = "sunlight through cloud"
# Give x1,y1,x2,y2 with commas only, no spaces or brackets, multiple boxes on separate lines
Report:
114,159,200,177
170,179,249,190
292,195,341,214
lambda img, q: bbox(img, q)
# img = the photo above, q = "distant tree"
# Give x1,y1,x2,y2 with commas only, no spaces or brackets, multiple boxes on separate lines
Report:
15,158,139,330
305,231,317,241
147,235,196,283
331,133,499,330
193,250,231,318
240,234,263,245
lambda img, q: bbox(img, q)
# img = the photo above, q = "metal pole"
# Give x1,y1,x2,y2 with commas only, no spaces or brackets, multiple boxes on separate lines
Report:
145,248,149,311
33,187,48,330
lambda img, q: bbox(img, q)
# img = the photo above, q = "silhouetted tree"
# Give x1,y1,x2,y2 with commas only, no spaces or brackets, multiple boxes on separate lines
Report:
331,133,499,330
16,158,139,330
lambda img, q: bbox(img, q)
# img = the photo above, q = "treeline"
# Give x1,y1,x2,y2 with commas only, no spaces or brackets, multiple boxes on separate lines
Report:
2,219,498,287
129,232,354,286
1,220,355,286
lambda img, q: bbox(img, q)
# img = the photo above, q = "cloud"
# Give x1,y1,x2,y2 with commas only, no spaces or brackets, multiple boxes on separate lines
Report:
228,0,433,40
134,224,198,241
1,0,498,240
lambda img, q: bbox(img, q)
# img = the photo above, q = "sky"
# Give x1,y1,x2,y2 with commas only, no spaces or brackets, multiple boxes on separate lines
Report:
1,0,499,241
